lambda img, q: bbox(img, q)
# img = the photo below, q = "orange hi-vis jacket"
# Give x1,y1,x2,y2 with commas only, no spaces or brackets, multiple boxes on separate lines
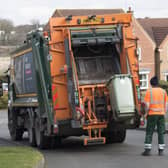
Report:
144,87,167,115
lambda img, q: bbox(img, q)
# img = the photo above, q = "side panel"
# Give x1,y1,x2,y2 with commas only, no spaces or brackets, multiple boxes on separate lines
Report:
49,29,72,120
13,51,37,95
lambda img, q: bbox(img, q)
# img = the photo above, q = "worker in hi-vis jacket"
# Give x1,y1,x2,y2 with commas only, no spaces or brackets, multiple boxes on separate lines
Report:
142,76,167,156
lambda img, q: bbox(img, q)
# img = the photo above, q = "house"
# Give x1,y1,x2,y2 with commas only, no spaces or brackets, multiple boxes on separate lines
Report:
136,18,168,87
0,30,5,36
132,18,156,91
0,30,5,41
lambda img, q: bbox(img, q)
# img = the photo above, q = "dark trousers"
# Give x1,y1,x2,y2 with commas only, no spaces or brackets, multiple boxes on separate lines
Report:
144,115,165,149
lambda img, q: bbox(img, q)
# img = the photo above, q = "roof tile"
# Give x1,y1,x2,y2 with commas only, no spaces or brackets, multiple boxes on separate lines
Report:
52,9,124,17
138,18,168,46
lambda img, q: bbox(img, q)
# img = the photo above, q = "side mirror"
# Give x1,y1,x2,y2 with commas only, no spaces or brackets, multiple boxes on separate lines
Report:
0,80,3,97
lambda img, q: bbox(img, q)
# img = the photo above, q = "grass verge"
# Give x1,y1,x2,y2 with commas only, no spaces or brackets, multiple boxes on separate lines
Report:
0,147,43,168
0,93,8,109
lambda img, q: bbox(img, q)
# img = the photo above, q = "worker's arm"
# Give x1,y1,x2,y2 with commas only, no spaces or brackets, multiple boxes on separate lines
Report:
143,90,150,117
164,91,168,114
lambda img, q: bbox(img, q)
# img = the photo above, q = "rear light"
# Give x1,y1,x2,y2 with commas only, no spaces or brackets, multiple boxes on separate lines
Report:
53,124,58,134
63,65,68,73
140,117,145,126
136,79,140,85
43,31,48,38
60,65,68,73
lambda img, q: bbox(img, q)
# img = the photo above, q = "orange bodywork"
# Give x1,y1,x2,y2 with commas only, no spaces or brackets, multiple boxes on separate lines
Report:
49,13,140,123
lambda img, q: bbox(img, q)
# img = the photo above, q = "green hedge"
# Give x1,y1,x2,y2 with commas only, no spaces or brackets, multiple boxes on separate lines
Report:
159,80,168,94
0,93,8,109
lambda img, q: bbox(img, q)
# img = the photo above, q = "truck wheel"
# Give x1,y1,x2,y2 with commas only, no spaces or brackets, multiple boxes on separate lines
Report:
28,127,36,146
34,118,49,149
8,108,23,141
105,136,113,144
103,131,114,144
114,129,126,143
51,136,62,148
104,129,126,144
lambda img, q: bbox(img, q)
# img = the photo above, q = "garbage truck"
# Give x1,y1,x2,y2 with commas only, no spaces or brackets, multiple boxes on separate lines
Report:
8,12,141,148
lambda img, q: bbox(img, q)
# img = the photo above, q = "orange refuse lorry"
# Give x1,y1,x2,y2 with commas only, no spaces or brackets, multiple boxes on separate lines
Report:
8,12,141,148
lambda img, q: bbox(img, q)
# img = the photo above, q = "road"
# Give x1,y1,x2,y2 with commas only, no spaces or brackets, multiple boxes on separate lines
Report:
1,109,168,168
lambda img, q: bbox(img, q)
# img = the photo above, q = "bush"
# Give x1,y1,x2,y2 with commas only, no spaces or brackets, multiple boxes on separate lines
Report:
159,80,168,94
0,93,8,109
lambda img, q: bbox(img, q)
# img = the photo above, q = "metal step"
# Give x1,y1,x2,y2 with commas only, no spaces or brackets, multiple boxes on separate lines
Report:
83,121,107,146
84,137,106,146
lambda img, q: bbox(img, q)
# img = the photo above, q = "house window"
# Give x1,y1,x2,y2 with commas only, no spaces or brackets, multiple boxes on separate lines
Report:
139,71,149,90
166,75,168,81
137,47,142,61
164,73,168,81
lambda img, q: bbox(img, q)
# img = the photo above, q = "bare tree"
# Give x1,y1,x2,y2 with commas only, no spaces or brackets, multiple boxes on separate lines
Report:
30,19,40,29
0,18,14,45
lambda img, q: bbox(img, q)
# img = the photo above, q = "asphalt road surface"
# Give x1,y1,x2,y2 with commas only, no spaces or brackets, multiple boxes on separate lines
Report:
1,109,168,168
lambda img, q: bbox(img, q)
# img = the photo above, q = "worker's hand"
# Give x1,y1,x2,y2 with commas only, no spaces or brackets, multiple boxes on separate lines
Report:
140,102,146,115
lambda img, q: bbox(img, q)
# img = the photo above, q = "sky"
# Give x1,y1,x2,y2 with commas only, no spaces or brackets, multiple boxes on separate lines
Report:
0,0,168,25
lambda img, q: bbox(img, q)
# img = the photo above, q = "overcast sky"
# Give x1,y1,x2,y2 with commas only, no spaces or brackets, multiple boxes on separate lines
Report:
0,0,168,25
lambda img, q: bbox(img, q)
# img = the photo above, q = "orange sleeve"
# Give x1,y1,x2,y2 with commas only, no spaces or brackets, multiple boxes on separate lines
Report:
164,90,167,104
144,90,150,103
164,90,167,112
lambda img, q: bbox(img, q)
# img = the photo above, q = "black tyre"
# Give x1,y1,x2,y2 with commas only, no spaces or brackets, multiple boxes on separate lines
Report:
114,129,126,143
8,108,23,141
104,129,126,144
51,136,62,149
28,127,36,146
105,132,117,144
34,118,49,149
105,136,113,144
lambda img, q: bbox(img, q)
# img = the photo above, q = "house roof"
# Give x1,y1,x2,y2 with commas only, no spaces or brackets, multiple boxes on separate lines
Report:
52,9,125,17
138,18,168,46
152,27,168,46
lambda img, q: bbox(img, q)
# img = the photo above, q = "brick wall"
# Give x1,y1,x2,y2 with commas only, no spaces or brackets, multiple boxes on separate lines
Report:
160,38,168,80
132,18,156,90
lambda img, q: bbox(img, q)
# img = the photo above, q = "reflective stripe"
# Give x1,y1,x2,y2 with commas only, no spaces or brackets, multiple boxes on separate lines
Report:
150,88,165,104
150,101,164,104
159,144,165,150
149,88,166,114
163,90,166,102
144,144,152,149
150,88,153,104
166,102,168,110
149,108,164,112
